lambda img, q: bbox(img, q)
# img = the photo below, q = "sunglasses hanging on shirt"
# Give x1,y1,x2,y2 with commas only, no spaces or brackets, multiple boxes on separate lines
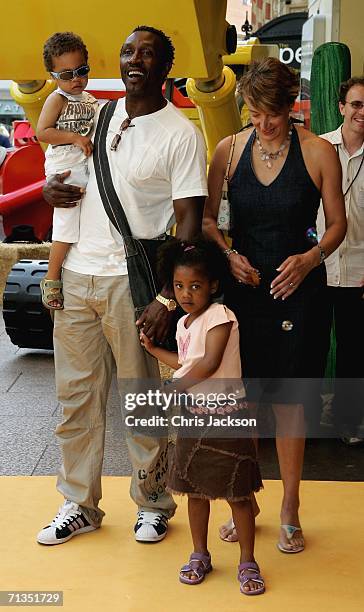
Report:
110,117,135,151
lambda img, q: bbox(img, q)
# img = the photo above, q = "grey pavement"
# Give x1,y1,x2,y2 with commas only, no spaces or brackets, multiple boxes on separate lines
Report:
0,308,132,476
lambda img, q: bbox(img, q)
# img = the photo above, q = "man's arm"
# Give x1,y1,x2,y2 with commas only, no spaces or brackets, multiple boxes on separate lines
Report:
43,171,85,208
173,195,204,240
136,194,205,342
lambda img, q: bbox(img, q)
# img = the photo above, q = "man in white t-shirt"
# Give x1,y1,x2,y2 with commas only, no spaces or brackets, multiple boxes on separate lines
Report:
37,26,208,545
317,76,364,445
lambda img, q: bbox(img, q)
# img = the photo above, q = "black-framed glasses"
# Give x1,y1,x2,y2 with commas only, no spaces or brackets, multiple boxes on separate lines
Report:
345,100,364,110
50,64,90,81
110,117,135,151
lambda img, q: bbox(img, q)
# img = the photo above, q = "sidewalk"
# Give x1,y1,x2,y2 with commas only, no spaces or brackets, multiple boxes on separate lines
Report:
0,309,131,476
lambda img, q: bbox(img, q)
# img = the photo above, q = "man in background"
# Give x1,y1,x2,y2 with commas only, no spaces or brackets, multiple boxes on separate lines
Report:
318,76,364,445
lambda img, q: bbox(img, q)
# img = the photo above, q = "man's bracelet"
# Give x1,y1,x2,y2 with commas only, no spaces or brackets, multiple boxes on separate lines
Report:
223,248,239,258
317,244,326,264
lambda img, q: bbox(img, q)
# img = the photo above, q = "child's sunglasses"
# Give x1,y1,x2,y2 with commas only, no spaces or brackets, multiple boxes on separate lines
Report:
50,64,90,81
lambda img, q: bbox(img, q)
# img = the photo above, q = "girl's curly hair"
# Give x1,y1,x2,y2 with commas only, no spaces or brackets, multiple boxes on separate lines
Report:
157,236,231,297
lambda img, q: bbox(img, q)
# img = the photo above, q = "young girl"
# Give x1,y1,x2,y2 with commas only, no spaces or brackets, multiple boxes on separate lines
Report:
36,31,98,309
140,238,265,596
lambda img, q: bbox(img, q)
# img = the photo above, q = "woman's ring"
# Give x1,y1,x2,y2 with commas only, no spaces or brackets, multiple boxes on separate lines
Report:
289,282,295,287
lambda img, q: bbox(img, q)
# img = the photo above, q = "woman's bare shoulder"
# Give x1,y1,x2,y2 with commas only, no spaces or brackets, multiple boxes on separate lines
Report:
298,125,338,158
236,126,254,145
214,127,253,161
296,125,334,151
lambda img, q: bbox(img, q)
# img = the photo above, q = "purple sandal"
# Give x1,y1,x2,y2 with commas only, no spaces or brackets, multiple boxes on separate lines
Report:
238,561,265,596
179,552,212,585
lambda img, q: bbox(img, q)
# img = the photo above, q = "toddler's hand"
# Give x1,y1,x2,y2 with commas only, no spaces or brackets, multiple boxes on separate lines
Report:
74,135,93,157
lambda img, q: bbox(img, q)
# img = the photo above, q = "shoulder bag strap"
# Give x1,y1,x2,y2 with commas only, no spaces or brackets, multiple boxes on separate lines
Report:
93,100,137,256
222,133,236,194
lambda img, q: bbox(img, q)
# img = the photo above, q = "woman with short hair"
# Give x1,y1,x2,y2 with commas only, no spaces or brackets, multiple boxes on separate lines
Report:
203,58,346,553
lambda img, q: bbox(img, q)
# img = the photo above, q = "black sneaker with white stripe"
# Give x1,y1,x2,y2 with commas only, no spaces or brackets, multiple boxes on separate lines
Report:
134,511,168,542
37,500,97,545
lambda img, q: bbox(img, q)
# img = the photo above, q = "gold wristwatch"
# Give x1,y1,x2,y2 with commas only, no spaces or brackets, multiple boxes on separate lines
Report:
156,293,177,311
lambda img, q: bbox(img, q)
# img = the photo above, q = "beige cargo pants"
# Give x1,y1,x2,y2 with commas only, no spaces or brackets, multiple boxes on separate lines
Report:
53,269,177,526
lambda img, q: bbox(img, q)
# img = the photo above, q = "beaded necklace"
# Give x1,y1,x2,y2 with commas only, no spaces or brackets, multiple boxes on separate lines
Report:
256,124,293,169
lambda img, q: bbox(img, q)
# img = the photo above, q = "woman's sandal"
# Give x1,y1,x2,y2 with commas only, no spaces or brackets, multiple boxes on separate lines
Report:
179,552,213,585
238,561,265,596
40,278,64,310
277,524,305,553
219,518,239,542
219,497,260,543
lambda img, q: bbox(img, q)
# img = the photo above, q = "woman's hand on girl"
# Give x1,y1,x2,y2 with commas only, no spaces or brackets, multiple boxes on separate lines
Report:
270,251,317,300
229,252,260,286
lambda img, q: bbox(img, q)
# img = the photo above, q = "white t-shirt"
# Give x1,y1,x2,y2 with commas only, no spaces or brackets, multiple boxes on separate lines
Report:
173,303,245,397
64,98,208,276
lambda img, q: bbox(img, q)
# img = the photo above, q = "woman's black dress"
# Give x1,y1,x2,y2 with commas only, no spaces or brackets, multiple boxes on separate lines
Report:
225,126,328,408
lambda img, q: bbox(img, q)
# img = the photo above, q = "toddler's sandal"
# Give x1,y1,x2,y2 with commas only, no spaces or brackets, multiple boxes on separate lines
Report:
40,278,64,310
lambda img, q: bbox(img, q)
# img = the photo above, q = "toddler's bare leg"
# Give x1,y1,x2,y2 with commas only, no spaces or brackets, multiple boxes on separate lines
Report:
43,241,71,308
47,241,71,280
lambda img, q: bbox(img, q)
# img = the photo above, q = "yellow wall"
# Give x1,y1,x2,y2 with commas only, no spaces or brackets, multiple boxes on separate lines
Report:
340,0,364,75
309,0,364,75
0,0,230,81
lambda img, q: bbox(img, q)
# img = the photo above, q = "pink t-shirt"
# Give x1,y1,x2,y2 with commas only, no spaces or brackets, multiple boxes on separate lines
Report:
173,303,244,398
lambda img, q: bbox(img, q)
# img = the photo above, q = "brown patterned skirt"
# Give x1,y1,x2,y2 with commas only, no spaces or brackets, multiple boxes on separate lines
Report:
167,435,262,501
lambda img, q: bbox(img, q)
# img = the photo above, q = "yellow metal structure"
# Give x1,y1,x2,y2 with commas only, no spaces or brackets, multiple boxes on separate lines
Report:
187,39,279,157
223,37,279,66
0,0,229,81
187,66,241,162
1,2,279,158
10,80,56,151
1,0,238,155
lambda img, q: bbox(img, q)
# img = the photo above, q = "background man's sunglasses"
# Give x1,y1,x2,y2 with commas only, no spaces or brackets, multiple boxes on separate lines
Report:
50,65,90,81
